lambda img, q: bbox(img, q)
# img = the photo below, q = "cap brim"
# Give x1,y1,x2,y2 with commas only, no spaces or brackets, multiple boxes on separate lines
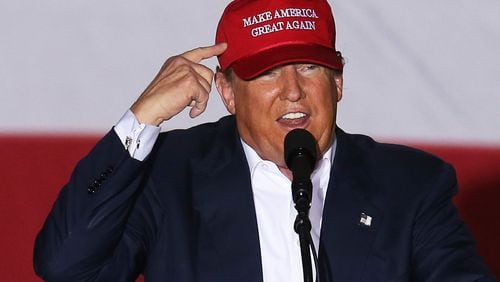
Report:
230,44,343,80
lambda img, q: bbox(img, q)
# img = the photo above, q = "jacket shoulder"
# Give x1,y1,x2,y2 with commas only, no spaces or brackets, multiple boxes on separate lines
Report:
155,115,236,155
344,130,451,168
338,129,456,189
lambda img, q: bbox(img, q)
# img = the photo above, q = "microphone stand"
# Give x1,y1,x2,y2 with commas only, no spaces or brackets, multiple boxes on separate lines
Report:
292,177,314,282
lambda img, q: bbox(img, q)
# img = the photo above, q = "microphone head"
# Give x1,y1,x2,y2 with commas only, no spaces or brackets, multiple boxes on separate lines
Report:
284,128,317,173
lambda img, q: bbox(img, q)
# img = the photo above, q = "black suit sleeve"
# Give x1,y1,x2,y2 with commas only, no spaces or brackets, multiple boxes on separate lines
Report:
411,164,495,281
34,129,160,281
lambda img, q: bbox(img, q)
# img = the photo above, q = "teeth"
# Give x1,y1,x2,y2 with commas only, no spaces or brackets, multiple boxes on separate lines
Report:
281,112,306,120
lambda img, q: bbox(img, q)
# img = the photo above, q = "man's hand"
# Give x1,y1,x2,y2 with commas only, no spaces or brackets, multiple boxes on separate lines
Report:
130,43,227,126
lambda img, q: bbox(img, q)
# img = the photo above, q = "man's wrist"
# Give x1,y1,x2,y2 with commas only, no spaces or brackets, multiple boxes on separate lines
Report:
114,109,161,161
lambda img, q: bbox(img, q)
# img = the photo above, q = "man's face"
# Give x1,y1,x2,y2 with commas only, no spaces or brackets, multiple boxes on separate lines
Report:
216,63,343,169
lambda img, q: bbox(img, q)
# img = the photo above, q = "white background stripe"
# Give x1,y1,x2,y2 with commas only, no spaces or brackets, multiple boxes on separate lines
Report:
1,0,499,144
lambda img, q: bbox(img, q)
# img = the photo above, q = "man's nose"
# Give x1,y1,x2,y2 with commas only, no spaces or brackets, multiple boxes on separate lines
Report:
279,67,304,102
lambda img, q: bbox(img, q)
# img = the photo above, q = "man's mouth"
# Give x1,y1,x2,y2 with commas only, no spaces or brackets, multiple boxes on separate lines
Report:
277,112,309,127
281,112,306,120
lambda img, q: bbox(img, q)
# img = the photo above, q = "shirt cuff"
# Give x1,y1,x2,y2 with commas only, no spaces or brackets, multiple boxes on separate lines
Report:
113,110,161,161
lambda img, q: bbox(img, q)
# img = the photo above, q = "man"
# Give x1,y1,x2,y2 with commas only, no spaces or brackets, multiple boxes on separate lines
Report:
34,0,494,281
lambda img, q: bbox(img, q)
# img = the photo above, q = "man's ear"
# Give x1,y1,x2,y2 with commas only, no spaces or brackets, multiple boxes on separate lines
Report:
215,71,236,114
333,73,343,102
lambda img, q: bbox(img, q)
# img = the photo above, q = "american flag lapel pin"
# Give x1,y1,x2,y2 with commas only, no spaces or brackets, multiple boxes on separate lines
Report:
359,213,373,227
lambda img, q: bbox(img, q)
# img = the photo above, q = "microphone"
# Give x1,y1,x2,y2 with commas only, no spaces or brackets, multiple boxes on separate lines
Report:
284,128,317,221
284,128,318,282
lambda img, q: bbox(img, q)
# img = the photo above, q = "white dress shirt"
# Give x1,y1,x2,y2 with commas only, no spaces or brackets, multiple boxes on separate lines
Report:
242,140,334,282
114,110,336,281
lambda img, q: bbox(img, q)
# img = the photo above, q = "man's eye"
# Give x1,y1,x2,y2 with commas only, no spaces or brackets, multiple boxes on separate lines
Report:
261,70,274,76
303,64,319,71
256,68,279,79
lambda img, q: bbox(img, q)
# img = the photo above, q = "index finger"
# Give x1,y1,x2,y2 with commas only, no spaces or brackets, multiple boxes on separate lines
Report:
181,42,227,63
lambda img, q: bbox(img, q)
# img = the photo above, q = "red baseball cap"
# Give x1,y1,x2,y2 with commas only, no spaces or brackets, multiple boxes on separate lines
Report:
216,0,343,80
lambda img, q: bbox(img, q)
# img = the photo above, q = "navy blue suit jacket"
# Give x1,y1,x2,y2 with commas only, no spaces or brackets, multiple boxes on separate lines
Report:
34,115,494,281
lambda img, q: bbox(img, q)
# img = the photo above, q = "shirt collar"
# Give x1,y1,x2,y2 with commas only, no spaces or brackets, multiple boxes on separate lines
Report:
241,137,337,180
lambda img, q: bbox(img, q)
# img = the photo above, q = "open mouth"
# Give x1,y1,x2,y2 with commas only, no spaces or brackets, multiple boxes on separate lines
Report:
277,112,309,127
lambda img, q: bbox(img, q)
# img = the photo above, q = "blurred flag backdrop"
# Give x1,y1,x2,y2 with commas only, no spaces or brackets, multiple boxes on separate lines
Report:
1,1,499,281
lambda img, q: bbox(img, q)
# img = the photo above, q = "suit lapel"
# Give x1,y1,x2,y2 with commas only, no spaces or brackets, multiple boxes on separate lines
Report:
191,117,263,282
319,128,383,281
